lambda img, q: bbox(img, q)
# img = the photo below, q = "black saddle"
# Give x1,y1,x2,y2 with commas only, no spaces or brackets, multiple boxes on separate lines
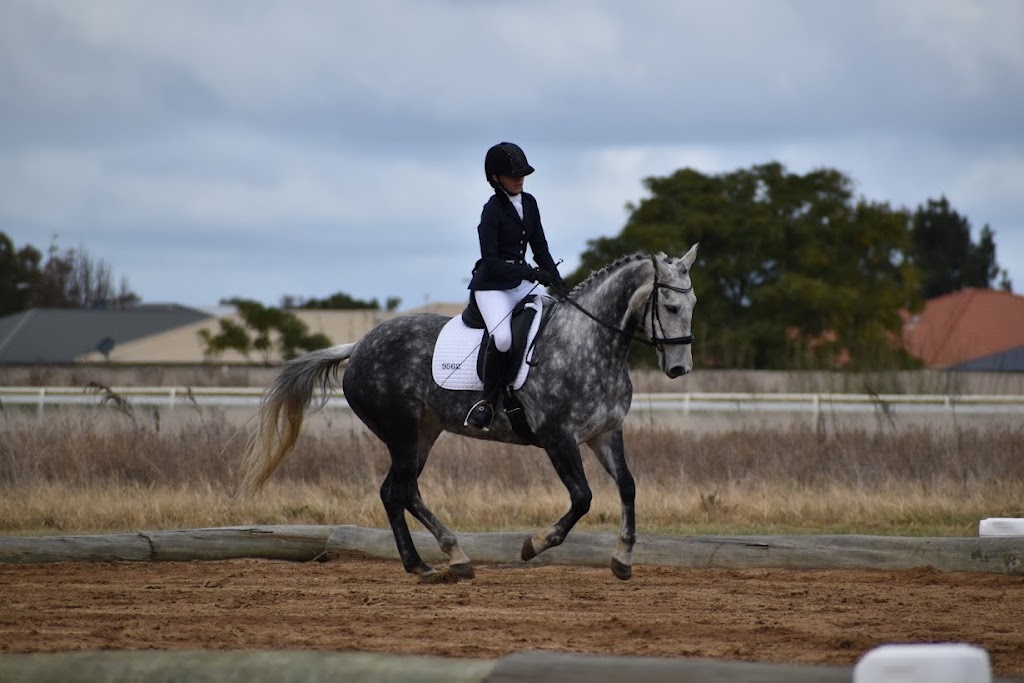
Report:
460,292,542,446
461,293,539,384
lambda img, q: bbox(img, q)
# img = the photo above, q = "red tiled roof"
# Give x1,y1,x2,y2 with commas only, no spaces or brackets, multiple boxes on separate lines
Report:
903,288,1024,367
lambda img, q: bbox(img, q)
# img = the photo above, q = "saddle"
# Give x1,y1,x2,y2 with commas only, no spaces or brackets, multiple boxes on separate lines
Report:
431,293,544,445
460,293,540,383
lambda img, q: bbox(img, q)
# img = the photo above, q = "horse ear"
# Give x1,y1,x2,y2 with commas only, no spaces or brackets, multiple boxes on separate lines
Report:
680,243,699,270
651,252,671,278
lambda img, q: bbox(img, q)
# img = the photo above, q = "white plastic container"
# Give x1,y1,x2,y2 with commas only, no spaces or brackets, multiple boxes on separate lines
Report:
979,517,1024,536
853,643,991,683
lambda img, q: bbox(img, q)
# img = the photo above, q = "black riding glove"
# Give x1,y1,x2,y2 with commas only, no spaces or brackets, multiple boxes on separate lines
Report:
530,267,558,288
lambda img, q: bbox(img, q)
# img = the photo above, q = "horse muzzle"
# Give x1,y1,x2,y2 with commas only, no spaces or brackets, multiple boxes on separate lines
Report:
661,346,693,379
666,364,691,379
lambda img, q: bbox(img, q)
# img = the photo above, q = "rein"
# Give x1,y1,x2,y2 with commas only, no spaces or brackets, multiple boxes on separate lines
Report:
547,257,694,351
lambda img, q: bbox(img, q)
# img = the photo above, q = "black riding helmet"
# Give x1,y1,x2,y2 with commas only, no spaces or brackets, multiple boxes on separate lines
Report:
484,142,535,187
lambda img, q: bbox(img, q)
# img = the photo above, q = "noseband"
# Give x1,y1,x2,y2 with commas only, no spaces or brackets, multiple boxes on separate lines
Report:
552,258,694,351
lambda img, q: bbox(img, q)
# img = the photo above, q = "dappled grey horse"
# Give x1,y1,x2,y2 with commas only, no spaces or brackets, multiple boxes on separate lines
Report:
241,245,699,581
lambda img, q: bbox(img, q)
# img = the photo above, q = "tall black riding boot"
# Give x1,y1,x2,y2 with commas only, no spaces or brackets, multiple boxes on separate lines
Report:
464,340,511,431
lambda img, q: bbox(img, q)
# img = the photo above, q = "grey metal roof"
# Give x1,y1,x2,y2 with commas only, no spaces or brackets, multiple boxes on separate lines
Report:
0,305,213,363
953,345,1024,372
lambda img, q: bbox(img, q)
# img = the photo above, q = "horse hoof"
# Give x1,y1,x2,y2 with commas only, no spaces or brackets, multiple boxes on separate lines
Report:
449,562,475,580
418,567,459,585
610,557,632,581
521,538,537,562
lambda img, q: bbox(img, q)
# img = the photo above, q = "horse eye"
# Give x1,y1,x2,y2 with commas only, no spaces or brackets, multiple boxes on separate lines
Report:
665,304,679,314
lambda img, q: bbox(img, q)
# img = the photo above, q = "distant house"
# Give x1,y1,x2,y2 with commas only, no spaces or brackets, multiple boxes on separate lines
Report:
1,302,466,365
76,308,392,364
71,302,465,364
0,305,214,364
903,289,1024,371
0,299,464,362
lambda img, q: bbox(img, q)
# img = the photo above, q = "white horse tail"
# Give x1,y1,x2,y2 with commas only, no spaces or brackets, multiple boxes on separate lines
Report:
240,343,356,497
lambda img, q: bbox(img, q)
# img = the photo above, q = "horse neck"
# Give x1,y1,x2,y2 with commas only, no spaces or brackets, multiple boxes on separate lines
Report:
554,258,653,357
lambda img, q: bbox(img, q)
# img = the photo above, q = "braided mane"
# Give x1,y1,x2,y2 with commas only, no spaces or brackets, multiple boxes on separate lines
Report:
570,253,649,296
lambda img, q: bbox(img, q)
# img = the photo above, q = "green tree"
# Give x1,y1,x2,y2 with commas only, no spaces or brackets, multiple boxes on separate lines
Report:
198,298,332,363
32,238,139,309
0,232,42,316
570,162,923,370
275,313,332,360
910,196,1012,297
0,233,139,313
281,291,401,311
197,319,251,358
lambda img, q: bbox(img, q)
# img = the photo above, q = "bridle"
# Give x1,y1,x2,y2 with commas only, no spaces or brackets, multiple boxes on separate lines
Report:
642,279,695,351
550,256,694,352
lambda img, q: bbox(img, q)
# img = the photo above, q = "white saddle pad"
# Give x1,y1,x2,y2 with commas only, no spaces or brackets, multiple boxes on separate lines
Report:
431,297,543,391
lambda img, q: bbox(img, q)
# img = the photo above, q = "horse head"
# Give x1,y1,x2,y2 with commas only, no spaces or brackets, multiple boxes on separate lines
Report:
636,244,698,378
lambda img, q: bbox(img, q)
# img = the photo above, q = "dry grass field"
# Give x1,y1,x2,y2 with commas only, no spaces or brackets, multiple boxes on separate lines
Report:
2,394,1022,538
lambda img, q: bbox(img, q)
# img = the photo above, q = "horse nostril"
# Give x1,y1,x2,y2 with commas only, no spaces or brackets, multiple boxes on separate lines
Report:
668,365,686,378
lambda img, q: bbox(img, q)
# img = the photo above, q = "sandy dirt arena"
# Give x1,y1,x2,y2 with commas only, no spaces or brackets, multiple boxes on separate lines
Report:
1,557,1023,677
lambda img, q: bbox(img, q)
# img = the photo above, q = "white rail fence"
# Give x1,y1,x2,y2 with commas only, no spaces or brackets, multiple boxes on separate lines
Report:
3,386,1024,420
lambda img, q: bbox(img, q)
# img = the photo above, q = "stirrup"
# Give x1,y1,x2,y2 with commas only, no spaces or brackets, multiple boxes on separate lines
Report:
464,400,494,430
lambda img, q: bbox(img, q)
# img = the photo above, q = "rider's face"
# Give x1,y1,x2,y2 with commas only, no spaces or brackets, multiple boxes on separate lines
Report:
494,174,525,195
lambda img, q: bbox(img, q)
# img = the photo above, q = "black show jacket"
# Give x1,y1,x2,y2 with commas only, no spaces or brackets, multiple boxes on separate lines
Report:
468,190,560,291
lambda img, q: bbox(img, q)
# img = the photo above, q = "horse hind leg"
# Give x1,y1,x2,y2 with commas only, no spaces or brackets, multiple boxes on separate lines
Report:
379,466,435,579
405,491,475,581
408,420,474,579
380,419,474,582
588,428,636,580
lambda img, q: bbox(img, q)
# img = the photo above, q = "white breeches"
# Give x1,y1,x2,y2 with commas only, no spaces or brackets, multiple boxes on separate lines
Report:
474,280,537,352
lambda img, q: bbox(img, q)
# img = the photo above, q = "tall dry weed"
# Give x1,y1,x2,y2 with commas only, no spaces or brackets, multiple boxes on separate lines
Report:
1,399,1022,537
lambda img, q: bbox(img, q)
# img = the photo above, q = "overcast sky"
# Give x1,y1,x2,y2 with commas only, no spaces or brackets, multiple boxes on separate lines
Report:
2,0,1022,311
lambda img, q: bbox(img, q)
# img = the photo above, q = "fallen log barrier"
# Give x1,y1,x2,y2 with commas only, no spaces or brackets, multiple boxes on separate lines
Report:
2,650,1021,683
0,650,492,683
0,649,849,683
0,526,333,564
0,525,1021,575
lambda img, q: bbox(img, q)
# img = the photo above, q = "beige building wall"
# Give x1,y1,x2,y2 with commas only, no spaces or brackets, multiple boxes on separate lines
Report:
77,303,464,364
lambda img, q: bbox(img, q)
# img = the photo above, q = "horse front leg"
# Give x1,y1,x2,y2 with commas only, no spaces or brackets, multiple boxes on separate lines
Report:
521,436,592,562
588,427,636,580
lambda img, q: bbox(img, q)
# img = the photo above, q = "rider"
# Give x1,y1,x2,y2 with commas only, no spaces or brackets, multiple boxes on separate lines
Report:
464,142,566,430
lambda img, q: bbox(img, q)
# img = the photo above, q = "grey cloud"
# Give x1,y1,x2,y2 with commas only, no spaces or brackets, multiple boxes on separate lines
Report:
1,0,1021,307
